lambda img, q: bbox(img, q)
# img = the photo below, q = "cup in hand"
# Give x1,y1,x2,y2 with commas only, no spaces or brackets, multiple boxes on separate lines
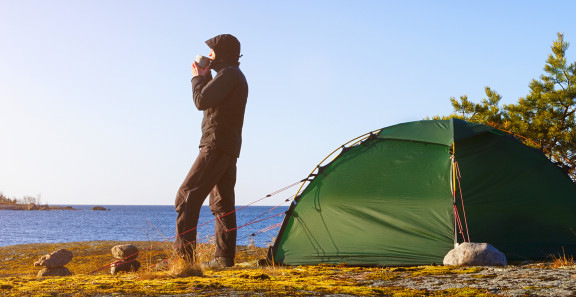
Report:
195,55,211,69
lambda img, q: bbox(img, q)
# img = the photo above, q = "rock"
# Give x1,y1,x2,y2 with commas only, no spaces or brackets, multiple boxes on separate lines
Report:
111,244,139,260
443,242,507,266
152,260,170,271
37,266,72,277
110,260,141,275
34,249,73,268
91,206,107,211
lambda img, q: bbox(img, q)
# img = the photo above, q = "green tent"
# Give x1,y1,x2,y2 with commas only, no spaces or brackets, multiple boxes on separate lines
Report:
271,119,576,266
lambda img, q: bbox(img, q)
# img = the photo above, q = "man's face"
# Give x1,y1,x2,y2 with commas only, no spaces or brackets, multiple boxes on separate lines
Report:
209,49,216,60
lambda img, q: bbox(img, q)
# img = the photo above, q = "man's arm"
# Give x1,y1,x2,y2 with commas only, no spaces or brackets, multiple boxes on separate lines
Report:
192,68,236,110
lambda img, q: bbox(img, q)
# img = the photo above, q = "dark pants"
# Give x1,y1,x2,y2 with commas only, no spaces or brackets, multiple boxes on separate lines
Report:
174,146,237,261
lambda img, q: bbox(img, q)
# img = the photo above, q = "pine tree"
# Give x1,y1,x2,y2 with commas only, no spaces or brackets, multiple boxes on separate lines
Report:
446,33,575,181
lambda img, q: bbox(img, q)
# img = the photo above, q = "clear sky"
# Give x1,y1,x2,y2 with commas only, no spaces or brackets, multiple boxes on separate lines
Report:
1,1,575,206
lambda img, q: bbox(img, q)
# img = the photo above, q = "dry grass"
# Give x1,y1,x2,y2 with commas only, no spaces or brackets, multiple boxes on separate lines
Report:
550,247,575,268
167,254,203,277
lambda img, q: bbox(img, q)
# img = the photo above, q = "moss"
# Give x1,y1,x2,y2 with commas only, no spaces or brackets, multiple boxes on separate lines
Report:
410,265,483,276
0,241,510,296
364,268,399,281
0,273,489,297
471,273,497,278
523,286,538,290
0,284,14,290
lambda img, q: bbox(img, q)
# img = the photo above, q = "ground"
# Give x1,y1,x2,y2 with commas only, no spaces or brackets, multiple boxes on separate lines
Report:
0,241,575,296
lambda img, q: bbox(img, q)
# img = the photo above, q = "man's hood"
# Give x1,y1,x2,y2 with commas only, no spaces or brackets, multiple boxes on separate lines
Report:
205,34,241,69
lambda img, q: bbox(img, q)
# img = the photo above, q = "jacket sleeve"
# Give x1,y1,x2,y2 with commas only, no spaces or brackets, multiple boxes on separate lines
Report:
192,69,236,110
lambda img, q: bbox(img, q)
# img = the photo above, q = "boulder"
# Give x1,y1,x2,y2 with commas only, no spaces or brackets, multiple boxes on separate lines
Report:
37,266,72,277
91,206,107,211
443,242,507,266
111,244,139,261
110,260,141,275
34,249,73,268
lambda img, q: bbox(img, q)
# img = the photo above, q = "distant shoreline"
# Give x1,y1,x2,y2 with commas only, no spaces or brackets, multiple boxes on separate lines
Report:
0,203,78,211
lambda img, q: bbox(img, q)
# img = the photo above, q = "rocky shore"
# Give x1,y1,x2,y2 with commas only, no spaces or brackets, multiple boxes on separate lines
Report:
1,241,575,296
373,264,576,296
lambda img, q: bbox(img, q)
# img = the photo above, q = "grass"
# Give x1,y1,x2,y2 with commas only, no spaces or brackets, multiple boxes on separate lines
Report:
0,241,506,296
550,247,575,268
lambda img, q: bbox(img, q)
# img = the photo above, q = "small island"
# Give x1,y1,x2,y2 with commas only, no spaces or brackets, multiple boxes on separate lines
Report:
0,193,77,211
0,202,78,211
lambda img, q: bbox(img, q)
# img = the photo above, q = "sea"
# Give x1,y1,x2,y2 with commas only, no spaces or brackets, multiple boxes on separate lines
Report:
0,205,288,248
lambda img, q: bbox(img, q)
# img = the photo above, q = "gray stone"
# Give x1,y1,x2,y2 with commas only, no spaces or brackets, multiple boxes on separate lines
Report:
111,244,139,260
34,249,73,268
37,266,72,277
152,260,170,271
110,260,141,275
443,242,507,266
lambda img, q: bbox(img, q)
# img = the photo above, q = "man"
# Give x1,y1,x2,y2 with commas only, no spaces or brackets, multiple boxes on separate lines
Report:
174,34,248,268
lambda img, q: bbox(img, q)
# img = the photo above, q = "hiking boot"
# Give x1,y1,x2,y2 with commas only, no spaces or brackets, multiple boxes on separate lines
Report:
200,257,234,269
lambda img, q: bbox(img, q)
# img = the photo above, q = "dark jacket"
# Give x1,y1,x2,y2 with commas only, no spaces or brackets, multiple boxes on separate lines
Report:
191,35,248,158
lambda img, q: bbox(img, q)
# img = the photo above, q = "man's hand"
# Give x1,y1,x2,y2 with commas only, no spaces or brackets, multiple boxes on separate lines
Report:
192,61,210,77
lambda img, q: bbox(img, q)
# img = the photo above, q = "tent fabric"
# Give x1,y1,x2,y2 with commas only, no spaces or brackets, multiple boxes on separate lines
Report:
274,138,454,265
456,132,576,259
376,118,495,146
271,119,576,266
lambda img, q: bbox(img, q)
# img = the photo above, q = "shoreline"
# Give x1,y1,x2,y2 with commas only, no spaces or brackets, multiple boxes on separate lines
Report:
0,203,78,211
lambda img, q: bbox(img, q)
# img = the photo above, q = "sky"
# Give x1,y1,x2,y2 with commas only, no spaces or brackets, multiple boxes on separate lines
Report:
1,0,575,206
